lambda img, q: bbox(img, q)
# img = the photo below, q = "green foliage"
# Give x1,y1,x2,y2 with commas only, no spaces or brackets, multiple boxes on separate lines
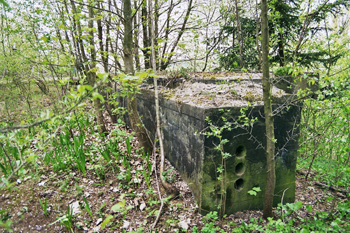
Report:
44,128,87,174
202,113,233,216
273,66,294,76
141,150,152,188
247,187,261,196
230,200,350,232
218,17,260,70
100,215,114,230
83,196,93,219
162,168,176,183
192,212,223,233
0,0,8,7
0,209,13,232
167,67,190,80
298,64,350,187
216,0,350,70
50,206,74,233
39,198,49,216
122,137,132,183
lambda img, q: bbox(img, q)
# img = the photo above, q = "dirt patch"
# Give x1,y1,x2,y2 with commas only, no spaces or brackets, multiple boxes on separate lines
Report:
1,152,346,232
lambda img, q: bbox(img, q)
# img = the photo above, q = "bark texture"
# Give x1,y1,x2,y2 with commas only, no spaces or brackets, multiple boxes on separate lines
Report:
124,0,152,152
261,0,276,219
88,3,107,134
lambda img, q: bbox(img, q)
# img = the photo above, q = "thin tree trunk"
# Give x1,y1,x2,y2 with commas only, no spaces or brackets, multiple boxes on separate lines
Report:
154,0,159,70
261,0,276,219
98,0,117,124
160,0,173,66
149,0,176,195
235,0,243,68
0,9,6,56
88,3,107,134
160,0,193,70
142,0,151,69
124,0,152,152
255,0,262,70
278,33,285,67
133,0,141,71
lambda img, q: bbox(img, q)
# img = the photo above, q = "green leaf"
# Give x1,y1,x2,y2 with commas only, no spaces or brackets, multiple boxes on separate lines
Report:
92,92,104,102
178,43,186,49
111,200,125,212
0,163,7,175
97,72,109,82
293,201,303,210
26,155,35,163
77,85,85,93
306,205,313,212
252,187,261,192
0,0,9,7
83,197,93,218
84,85,93,91
40,36,49,43
248,190,257,196
100,215,113,230
138,72,148,79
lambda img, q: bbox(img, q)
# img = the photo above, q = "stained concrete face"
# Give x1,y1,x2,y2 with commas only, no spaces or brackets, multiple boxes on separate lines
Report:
201,106,300,214
124,80,301,215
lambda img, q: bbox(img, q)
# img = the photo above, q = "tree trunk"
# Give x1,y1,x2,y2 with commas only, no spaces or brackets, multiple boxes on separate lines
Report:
149,0,177,195
160,0,193,70
235,0,243,68
142,0,151,69
133,0,141,71
99,0,118,124
160,0,173,69
261,0,276,219
88,3,107,134
124,0,152,152
278,33,285,67
255,0,262,70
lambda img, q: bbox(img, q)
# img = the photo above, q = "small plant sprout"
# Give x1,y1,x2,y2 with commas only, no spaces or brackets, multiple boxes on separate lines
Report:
49,205,74,233
83,196,93,219
39,198,49,216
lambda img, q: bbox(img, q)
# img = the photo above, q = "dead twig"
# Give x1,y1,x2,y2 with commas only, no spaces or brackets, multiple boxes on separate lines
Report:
314,182,350,196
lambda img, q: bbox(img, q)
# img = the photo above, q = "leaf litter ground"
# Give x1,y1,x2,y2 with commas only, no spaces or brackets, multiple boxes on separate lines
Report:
0,111,348,232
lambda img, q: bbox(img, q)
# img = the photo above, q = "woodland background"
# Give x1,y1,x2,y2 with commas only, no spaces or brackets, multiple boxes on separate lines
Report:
0,0,350,232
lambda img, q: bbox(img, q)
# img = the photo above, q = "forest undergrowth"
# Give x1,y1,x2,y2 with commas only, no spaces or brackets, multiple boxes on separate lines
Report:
0,82,350,232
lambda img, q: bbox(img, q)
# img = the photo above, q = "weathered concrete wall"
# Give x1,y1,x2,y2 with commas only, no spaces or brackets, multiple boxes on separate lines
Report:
123,86,300,215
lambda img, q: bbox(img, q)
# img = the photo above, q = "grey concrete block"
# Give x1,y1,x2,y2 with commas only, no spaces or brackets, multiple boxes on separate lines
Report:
122,85,301,215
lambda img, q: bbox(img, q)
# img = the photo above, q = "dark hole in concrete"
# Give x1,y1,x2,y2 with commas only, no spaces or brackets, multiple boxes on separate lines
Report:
235,162,245,175
234,178,244,190
235,146,246,158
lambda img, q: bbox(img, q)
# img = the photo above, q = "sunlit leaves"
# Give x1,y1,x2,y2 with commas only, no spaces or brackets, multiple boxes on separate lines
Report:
0,0,8,7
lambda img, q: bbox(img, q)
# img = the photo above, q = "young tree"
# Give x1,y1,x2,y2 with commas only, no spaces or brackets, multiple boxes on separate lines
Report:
261,0,275,219
87,2,107,134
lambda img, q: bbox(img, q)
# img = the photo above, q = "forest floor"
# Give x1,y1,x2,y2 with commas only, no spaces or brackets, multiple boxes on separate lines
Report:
0,117,347,233
0,82,348,232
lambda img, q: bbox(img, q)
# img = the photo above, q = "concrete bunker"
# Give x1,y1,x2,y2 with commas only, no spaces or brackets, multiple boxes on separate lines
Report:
121,72,301,215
